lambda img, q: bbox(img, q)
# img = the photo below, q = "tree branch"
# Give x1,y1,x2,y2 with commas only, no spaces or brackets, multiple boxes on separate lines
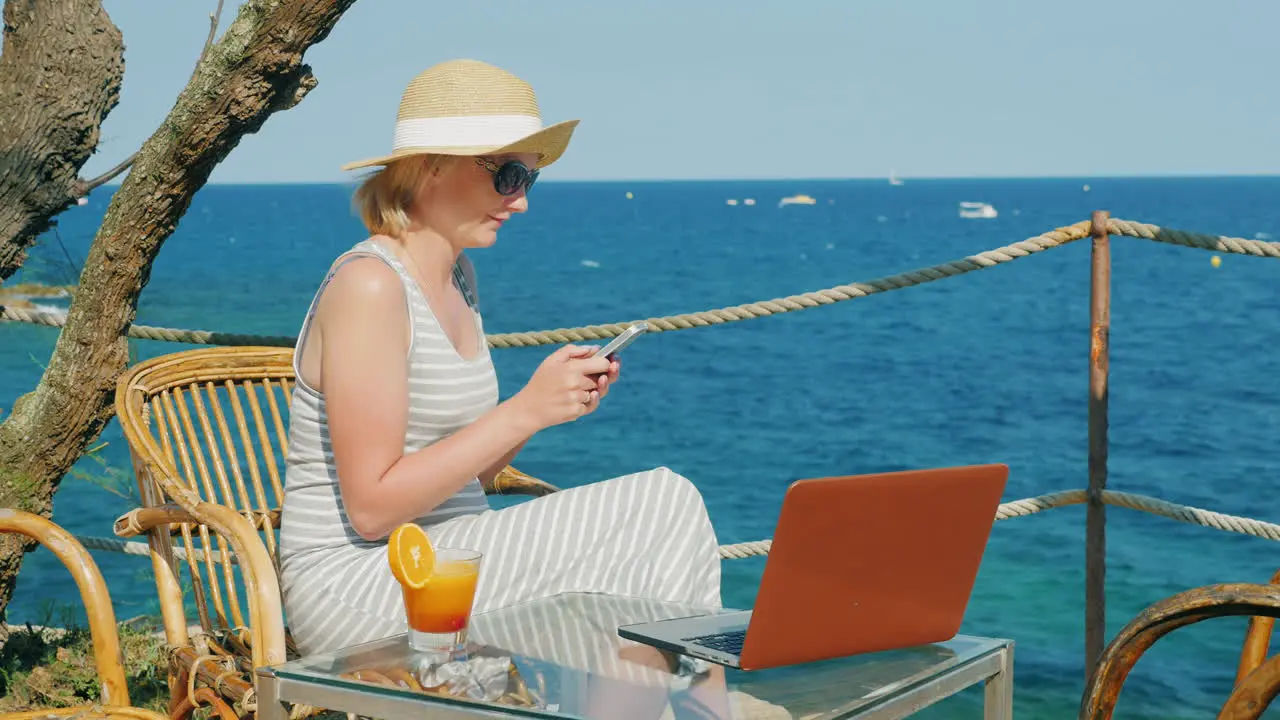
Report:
194,0,228,84
78,0,229,195
0,0,123,281
0,0,358,632
77,152,137,195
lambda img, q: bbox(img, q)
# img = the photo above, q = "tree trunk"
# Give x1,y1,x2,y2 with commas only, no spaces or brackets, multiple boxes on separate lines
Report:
0,0,357,633
0,0,124,281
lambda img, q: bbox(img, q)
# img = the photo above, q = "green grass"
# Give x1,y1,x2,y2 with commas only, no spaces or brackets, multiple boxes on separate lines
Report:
0,607,168,713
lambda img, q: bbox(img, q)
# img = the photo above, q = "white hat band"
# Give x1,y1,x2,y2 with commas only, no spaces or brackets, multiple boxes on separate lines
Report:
392,114,544,151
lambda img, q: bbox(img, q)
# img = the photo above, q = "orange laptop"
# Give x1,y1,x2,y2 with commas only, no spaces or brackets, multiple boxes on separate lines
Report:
617,463,1008,670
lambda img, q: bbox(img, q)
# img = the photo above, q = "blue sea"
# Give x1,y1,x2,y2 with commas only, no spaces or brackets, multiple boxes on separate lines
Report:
3,177,1279,718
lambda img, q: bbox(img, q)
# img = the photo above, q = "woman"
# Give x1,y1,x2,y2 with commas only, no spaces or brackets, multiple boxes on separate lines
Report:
278,59,724,659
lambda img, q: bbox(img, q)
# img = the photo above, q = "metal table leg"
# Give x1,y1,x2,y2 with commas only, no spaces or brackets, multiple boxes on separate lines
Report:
255,667,288,720
984,645,1014,720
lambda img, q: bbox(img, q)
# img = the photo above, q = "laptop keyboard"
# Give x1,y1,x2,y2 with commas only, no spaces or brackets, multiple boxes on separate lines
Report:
683,629,746,655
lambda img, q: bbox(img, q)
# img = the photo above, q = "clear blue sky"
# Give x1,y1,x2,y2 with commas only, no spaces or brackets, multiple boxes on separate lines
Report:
78,0,1280,183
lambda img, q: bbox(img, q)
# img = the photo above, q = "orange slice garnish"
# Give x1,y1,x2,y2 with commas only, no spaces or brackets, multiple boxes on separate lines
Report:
388,522,435,590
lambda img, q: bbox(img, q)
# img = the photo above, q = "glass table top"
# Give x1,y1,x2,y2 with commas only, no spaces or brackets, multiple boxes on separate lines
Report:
272,592,1008,719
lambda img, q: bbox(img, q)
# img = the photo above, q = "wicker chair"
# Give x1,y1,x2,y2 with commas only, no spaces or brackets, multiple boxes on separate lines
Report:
0,509,169,720
111,346,558,719
1080,570,1280,719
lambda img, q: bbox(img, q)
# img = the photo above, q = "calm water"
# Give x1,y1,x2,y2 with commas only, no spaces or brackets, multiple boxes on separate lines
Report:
4,177,1279,718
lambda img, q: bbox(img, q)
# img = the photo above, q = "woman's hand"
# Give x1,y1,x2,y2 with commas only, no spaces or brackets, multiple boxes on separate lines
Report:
593,354,622,402
577,352,622,416
510,344,614,430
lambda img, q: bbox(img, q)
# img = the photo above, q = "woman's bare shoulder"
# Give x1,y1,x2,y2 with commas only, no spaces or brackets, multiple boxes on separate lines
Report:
318,240,406,318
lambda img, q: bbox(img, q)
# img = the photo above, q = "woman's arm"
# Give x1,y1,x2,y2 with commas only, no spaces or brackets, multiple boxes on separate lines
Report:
317,257,613,541
478,439,529,486
477,352,620,484
318,258,539,540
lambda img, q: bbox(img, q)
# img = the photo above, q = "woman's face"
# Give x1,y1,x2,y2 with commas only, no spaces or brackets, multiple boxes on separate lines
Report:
415,152,539,250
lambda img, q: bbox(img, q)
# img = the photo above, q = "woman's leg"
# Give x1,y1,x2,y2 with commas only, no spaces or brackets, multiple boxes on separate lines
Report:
284,467,722,656
434,466,723,614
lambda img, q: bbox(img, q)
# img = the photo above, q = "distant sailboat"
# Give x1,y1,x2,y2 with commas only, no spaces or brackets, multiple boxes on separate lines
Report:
959,201,998,219
889,170,904,186
778,194,817,207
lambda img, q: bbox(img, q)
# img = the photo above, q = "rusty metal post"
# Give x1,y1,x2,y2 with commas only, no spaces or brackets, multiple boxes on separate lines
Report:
1086,210,1112,682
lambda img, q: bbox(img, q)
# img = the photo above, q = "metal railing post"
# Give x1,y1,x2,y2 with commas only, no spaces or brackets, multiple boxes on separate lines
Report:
1086,209,1112,681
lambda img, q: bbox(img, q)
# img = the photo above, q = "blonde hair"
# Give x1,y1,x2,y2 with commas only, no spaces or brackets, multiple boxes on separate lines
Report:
352,155,457,237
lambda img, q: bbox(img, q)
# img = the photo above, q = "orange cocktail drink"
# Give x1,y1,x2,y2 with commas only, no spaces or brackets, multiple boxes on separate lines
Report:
388,523,482,656
402,550,482,634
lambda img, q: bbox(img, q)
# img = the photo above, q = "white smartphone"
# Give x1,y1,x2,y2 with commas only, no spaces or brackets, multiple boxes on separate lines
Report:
593,321,649,358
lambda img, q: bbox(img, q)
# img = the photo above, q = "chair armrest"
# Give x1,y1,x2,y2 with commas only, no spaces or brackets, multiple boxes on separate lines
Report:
1237,569,1280,685
113,501,287,669
1082,582,1280,719
486,465,560,497
0,509,130,708
114,504,199,538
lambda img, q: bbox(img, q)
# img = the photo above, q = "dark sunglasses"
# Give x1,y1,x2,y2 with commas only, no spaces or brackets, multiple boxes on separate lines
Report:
474,157,539,196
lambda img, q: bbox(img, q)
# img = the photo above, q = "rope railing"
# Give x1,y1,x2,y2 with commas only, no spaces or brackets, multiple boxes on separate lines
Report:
71,487,1280,563
4,218,1278,348
7,212,1277,701
721,486,1280,558
12,217,1280,557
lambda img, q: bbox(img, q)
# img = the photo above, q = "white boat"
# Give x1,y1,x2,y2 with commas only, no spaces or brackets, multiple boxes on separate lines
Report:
959,202,998,219
778,194,817,207
889,170,904,186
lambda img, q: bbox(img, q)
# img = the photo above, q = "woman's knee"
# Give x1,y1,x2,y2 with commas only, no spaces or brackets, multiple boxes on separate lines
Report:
646,467,712,518
645,466,696,496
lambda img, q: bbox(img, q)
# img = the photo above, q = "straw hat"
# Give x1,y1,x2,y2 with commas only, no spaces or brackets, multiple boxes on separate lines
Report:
341,59,579,171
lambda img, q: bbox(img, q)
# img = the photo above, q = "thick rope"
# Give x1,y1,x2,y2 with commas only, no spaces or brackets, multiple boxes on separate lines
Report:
5,219,1277,347
995,489,1088,519
717,539,773,559
993,488,1280,542
75,534,239,566
68,489,1280,562
76,533,158,558
1102,489,1280,541
1108,219,1280,258
711,488,1280,559
0,305,297,347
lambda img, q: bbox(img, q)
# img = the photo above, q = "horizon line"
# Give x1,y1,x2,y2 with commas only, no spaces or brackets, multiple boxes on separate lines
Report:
94,171,1280,189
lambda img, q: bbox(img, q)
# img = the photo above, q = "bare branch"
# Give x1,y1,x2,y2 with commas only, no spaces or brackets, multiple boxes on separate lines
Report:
190,0,227,86
77,151,136,194
78,0,229,195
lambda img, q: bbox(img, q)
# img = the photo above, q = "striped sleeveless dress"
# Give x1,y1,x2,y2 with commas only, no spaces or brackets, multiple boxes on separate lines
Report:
279,239,723,657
